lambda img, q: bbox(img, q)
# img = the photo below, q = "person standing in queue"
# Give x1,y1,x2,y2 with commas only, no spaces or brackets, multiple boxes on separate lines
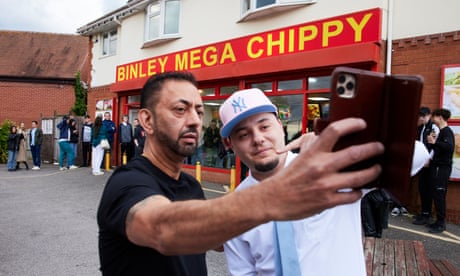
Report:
102,111,116,169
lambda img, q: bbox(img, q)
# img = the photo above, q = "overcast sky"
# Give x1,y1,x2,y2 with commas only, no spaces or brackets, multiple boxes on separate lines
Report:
0,0,126,34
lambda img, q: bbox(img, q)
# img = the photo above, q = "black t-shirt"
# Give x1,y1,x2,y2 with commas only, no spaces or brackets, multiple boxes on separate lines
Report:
97,156,207,276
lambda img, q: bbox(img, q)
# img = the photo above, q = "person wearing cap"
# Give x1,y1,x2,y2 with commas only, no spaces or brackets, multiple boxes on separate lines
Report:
97,71,383,275
221,88,367,275
413,106,440,225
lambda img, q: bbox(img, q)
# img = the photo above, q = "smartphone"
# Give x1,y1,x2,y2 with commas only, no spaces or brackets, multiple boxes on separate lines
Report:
314,67,423,204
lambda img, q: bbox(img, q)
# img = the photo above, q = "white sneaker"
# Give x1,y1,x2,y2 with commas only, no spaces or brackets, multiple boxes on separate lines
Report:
69,165,79,170
32,166,40,170
92,172,104,176
400,207,409,216
391,207,400,217
59,167,67,171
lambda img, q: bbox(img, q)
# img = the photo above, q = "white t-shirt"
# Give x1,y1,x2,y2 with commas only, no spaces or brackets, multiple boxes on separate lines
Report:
224,152,366,276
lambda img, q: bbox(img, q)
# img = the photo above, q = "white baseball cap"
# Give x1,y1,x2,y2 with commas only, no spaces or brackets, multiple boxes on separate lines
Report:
219,88,278,138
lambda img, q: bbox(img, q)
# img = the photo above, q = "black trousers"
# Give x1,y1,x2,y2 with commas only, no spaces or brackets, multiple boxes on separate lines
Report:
361,189,392,238
81,142,91,166
418,167,432,217
120,142,134,163
429,165,451,225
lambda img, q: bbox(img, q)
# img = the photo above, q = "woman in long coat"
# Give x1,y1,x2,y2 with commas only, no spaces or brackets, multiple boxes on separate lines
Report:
16,122,29,170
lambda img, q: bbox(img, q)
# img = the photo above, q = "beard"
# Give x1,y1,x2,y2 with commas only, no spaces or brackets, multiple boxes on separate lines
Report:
253,157,280,173
154,124,198,157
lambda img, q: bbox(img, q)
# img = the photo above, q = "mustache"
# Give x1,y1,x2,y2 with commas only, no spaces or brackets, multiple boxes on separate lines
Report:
179,128,199,137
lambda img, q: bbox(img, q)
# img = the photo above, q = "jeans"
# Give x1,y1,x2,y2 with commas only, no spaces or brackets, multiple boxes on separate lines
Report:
70,143,78,165
30,144,41,167
7,150,17,170
59,141,74,168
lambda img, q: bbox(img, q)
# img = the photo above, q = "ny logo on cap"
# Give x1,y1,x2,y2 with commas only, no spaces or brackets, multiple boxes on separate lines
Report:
231,96,247,113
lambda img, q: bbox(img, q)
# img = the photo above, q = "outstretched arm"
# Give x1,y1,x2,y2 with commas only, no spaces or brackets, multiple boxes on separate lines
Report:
125,118,384,255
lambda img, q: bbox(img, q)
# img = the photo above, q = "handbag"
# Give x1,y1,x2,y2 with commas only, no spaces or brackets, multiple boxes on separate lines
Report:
100,139,110,150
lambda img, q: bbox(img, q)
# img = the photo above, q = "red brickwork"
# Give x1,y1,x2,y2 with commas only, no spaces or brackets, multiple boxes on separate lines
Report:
392,31,460,224
0,81,75,124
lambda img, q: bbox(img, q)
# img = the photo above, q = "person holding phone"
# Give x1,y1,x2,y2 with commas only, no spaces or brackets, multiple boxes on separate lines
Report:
424,108,454,233
222,88,367,275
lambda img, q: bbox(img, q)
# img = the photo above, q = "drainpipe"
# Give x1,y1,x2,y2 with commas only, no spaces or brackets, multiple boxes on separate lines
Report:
386,0,394,74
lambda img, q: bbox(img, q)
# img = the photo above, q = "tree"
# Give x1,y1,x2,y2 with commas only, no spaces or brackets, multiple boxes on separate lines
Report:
72,71,87,116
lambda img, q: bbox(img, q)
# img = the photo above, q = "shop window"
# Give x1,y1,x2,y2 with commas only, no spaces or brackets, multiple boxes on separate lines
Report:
102,29,117,56
269,94,303,143
219,85,239,96
201,88,216,96
186,99,236,170
240,0,315,22
144,0,180,46
278,79,303,91
308,76,331,90
128,95,141,103
250,81,273,92
307,92,331,131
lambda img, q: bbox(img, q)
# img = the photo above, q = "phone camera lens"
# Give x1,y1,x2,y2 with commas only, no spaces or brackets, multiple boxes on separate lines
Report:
337,86,345,95
338,75,346,84
346,81,354,90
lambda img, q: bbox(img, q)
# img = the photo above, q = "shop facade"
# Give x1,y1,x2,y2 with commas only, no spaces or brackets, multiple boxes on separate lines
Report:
79,0,460,222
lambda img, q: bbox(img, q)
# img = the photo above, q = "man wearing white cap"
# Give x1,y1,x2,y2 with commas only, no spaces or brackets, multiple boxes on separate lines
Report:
221,88,367,276
97,72,383,275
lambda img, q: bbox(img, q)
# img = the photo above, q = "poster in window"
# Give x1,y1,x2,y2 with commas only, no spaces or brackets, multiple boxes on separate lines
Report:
278,104,291,121
440,64,460,120
307,104,320,120
449,124,460,180
95,99,113,119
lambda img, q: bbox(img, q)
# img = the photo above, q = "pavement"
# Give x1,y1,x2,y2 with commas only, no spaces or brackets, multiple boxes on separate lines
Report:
0,163,459,275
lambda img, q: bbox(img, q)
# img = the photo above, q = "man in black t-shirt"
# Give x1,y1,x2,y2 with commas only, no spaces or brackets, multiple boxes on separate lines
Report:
97,71,384,275
98,158,206,275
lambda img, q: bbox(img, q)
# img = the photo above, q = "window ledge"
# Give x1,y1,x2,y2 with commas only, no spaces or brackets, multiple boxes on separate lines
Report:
238,1,316,22
142,35,181,48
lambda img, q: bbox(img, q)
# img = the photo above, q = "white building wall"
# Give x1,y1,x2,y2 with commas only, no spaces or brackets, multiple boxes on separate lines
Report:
87,0,460,87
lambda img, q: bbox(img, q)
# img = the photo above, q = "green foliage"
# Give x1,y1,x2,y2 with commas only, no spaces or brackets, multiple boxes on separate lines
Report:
72,71,87,116
0,119,15,163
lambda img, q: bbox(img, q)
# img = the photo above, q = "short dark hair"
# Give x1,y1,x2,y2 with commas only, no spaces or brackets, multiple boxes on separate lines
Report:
140,71,197,110
32,120,38,125
432,108,451,121
419,106,431,116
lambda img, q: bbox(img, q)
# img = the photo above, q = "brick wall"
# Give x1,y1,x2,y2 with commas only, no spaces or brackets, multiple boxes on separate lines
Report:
392,31,460,224
392,31,460,110
0,81,75,125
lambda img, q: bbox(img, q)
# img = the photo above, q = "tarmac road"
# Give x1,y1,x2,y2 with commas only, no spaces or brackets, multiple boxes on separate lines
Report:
0,163,458,275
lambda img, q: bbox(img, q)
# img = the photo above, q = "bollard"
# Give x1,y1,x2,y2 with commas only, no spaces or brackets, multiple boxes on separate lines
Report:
105,151,111,171
230,165,236,192
196,161,201,184
122,152,127,165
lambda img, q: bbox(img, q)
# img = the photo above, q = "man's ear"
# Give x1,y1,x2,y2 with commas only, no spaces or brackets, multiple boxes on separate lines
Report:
222,137,232,149
138,108,155,135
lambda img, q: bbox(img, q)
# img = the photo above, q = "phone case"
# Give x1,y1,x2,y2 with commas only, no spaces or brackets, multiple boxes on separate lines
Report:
314,67,423,204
